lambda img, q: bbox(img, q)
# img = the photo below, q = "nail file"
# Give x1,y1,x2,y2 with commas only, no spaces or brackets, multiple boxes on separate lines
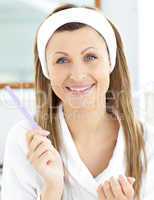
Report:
5,86,39,129
5,86,52,167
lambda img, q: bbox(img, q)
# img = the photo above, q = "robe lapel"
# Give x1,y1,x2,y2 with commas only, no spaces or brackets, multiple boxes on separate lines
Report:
57,103,126,197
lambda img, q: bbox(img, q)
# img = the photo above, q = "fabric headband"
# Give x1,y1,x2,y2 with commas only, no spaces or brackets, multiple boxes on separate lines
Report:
37,7,117,79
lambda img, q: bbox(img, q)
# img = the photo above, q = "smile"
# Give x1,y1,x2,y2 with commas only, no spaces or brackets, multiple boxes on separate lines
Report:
65,83,96,95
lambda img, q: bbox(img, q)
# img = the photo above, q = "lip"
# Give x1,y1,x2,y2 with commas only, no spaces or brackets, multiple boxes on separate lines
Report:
65,83,96,95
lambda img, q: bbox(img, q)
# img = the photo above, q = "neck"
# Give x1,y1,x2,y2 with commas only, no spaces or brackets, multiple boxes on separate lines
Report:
62,99,116,145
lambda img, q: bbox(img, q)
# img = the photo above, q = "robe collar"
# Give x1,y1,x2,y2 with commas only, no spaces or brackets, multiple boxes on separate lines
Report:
57,102,126,197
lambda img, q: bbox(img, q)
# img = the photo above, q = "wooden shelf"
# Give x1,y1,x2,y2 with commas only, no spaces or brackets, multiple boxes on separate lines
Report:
0,82,34,89
95,0,101,8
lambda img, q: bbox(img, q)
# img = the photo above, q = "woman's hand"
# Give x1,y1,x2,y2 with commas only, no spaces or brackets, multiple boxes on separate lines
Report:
97,175,135,200
26,127,64,191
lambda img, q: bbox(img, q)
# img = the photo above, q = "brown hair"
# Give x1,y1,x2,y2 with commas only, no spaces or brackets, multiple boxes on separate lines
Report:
33,3,147,200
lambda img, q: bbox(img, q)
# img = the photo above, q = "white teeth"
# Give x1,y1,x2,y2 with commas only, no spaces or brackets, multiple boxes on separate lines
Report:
68,85,93,92
68,85,92,92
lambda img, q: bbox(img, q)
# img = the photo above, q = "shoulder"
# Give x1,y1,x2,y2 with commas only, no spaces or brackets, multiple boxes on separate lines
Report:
3,120,44,190
5,119,32,155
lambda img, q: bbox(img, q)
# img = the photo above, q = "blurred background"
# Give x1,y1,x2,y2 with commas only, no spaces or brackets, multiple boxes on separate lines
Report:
0,0,154,196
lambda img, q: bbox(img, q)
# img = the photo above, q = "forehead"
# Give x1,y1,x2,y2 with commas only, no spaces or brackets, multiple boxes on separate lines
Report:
46,26,107,52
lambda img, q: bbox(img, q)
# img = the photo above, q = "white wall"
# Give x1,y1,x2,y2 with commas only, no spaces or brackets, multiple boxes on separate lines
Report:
102,0,140,116
138,0,154,126
102,0,138,89
102,0,154,125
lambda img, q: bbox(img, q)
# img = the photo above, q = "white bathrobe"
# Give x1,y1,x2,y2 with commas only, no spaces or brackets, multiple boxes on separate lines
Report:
1,102,154,200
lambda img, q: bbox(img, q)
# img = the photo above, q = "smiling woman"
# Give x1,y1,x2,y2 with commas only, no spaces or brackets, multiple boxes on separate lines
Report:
1,2,154,200
45,25,110,110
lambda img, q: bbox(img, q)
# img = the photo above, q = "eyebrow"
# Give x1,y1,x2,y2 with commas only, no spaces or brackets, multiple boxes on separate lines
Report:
54,46,96,56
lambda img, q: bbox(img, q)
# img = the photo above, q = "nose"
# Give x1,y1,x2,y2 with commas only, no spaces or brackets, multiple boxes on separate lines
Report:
70,73,87,81
69,64,88,81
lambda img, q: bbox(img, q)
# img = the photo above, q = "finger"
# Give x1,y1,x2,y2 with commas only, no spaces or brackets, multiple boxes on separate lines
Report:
26,128,50,149
30,128,50,136
29,150,51,167
38,150,55,166
32,142,53,159
28,134,43,154
26,132,34,146
26,128,50,145
109,176,124,198
28,143,53,165
119,175,134,198
102,180,114,199
26,131,39,147
97,185,106,200
29,134,51,153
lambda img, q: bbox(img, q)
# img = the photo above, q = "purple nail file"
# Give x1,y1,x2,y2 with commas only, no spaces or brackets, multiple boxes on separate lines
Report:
5,86,39,129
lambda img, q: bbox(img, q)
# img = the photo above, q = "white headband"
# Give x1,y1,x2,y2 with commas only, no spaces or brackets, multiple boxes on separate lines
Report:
37,7,117,79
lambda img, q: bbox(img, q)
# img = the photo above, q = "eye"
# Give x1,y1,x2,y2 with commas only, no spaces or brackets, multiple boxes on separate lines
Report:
84,54,97,62
56,57,68,64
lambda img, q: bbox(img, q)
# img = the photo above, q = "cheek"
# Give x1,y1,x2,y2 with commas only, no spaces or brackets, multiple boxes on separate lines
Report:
49,70,67,100
95,67,110,93
49,66,66,85
95,62,110,79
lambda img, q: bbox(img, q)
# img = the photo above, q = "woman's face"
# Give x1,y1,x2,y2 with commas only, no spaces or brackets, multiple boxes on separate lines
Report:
46,26,111,110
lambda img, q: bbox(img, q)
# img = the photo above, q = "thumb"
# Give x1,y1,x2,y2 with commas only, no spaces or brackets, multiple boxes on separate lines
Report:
127,177,136,185
26,132,36,148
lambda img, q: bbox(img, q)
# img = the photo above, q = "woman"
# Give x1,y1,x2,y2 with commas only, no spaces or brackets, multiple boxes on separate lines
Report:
1,3,154,200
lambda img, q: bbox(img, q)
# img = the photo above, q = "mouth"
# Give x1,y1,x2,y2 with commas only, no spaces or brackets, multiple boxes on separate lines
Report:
65,83,96,96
